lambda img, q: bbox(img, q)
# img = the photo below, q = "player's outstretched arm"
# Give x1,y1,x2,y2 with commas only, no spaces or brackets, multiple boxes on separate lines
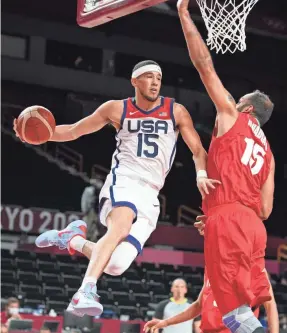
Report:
175,103,207,171
175,103,221,198
49,100,119,142
260,155,275,220
177,0,236,116
262,269,279,333
144,286,204,332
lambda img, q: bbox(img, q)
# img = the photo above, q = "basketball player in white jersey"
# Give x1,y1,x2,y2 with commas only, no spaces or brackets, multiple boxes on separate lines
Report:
14,60,220,316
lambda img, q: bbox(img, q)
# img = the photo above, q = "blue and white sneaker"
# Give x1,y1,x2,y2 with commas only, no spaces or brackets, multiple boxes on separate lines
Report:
35,220,87,255
71,282,103,317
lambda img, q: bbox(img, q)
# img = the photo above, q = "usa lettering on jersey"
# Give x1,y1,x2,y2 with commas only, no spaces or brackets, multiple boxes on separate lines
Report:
127,119,168,134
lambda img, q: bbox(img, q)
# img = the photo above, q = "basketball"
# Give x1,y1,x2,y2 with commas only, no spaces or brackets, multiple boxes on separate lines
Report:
17,106,56,145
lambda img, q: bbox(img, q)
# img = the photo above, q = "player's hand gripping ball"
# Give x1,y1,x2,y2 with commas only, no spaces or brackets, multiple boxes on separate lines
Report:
14,106,56,145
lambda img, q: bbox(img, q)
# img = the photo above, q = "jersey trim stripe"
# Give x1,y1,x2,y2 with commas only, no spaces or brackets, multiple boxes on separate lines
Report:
120,99,128,128
111,135,122,186
169,142,177,168
125,234,142,254
109,135,138,222
131,96,164,114
170,98,176,130
166,141,177,176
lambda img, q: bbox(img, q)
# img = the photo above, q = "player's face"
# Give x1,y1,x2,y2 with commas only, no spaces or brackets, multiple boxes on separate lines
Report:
236,93,254,113
134,71,162,102
171,280,187,298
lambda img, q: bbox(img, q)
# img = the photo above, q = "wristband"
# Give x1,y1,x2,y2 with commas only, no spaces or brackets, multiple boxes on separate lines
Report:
197,170,208,179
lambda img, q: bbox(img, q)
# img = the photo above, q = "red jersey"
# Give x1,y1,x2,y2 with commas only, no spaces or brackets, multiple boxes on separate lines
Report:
201,273,260,333
202,113,272,216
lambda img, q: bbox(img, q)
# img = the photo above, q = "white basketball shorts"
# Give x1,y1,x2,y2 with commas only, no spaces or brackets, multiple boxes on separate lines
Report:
99,174,160,254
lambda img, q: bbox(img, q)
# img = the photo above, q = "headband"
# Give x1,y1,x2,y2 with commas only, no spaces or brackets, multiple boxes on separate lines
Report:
132,64,162,78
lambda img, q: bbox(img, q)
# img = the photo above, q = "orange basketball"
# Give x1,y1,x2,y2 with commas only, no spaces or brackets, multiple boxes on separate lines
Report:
17,106,56,145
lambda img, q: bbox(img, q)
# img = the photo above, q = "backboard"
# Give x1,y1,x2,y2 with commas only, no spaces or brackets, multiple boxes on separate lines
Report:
77,0,168,28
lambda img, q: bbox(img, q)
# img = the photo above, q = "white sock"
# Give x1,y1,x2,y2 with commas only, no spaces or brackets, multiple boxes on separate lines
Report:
80,277,97,291
69,235,87,253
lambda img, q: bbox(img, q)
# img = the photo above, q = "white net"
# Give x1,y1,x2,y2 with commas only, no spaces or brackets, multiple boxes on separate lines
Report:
196,0,260,54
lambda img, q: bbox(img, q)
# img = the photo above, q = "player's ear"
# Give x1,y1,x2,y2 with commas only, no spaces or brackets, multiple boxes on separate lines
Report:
246,105,254,114
131,78,137,88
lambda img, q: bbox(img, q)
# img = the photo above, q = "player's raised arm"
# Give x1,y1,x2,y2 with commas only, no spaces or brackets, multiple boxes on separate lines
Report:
174,103,221,198
260,155,275,220
177,0,236,116
49,100,119,142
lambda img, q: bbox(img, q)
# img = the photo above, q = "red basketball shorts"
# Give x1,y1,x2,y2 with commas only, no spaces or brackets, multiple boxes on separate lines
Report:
204,203,271,315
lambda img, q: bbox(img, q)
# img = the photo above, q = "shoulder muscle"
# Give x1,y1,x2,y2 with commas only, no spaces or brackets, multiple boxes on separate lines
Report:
173,103,193,127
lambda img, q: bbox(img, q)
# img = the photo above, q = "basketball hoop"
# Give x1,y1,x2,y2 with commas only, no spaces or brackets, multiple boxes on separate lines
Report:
196,0,260,54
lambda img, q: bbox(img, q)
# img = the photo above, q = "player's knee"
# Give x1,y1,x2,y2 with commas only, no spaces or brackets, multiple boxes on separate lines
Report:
222,305,262,333
104,242,137,276
105,262,127,276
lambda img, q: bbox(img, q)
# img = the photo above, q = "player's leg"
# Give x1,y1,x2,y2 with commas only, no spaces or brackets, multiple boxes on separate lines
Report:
204,205,266,333
70,206,135,315
35,204,138,269
69,236,137,275
66,221,142,316
36,180,158,316
66,240,138,317
35,206,135,315
69,210,155,316
249,221,270,308
81,206,134,278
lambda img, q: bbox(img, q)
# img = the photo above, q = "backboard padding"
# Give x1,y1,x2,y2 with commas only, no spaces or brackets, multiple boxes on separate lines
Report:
77,0,168,28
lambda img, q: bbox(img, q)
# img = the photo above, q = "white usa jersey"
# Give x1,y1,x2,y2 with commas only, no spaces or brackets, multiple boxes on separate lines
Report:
108,96,178,191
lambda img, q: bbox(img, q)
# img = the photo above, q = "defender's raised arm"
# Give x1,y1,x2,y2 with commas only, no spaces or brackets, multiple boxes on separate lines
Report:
177,0,237,116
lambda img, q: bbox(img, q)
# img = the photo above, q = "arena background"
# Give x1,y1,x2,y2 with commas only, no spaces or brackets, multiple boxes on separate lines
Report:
1,0,287,332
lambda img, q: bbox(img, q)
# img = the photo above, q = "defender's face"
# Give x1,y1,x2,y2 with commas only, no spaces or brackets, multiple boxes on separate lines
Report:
134,71,162,102
236,93,253,113
171,280,187,298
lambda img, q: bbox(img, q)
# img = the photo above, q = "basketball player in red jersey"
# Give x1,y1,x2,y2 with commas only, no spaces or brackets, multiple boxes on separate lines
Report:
14,60,220,316
144,222,279,333
177,0,275,333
